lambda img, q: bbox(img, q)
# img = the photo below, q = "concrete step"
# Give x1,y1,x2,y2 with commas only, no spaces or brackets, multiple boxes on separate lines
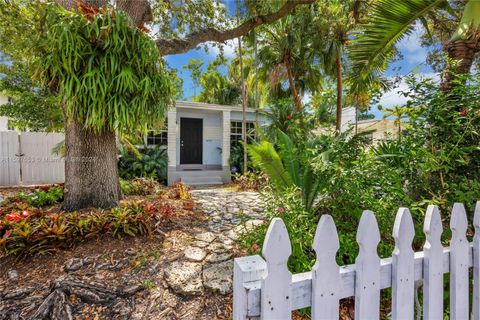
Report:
180,175,223,186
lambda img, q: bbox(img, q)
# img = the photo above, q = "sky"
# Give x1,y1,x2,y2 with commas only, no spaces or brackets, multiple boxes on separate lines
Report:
164,21,437,120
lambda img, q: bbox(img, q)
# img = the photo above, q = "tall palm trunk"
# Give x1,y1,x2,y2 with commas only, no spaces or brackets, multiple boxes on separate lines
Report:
441,0,480,92
335,51,343,133
284,55,302,114
441,39,479,92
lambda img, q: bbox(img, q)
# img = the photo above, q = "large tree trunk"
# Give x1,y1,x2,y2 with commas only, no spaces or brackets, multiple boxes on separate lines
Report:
335,51,343,133
62,116,120,211
441,39,478,92
284,56,302,114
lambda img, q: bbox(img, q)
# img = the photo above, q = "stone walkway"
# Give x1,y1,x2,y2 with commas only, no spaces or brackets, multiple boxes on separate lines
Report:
161,188,265,299
190,188,264,233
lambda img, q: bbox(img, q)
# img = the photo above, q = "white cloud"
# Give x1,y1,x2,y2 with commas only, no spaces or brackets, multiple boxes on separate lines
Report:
206,40,238,59
397,23,428,65
378,72,439,109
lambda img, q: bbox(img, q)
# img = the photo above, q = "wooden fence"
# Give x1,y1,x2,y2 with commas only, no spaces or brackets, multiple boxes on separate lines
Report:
233,202,480,319
0,132,64,186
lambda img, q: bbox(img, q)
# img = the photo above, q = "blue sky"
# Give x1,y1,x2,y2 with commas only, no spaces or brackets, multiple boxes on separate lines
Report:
165,23,435,119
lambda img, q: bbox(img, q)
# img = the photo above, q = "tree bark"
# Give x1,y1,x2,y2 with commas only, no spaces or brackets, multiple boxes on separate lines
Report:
441,39,479,92
62,116,120,210
284,56,302,114
335,51,343,133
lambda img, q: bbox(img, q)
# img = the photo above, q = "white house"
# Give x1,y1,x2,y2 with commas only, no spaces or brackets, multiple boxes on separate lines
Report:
164,101,266,185
0,98,267,186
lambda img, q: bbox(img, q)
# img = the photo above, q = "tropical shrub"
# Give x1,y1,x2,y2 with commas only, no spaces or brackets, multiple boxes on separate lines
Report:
119,146,168,183
170,182,192,200
17,185,64,207
247,130,322,211
243,74,480,268
0,197,180,256
120,178,161,196
232,171,268,191
239,187,318,272
229,144,246,174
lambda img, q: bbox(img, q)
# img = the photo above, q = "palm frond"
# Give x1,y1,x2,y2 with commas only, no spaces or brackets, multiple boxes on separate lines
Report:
246,140,294,191
276,130,301,187
348,0,445,93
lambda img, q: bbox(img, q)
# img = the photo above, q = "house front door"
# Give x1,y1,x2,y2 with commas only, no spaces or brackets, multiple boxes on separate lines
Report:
180,118,203,164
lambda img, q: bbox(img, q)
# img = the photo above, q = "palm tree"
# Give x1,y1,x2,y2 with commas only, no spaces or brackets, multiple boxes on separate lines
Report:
349,0,480,94
253,9,323,114
382,105,409,141
313,0,356,133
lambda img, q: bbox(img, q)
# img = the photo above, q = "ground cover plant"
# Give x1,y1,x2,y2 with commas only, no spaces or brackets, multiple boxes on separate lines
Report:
0,179,188,256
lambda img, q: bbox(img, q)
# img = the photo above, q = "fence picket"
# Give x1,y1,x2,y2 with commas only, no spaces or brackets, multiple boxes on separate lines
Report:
391,208,415,320
355,210,381,320
311,215,340,320
474,202,480,320
449,203,469,320
423,205,444,320
261,218,292,320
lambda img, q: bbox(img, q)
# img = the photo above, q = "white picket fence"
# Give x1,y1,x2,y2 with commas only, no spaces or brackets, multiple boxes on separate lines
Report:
233,202,480,319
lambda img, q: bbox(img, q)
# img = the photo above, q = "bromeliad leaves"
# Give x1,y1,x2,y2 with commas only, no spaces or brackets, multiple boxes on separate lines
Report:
36,3,174,134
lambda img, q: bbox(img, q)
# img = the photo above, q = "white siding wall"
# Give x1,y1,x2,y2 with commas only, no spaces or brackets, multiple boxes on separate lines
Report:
341,107,356,132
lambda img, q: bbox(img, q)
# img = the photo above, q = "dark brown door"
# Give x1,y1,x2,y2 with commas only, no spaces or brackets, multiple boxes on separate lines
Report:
180,118,203,164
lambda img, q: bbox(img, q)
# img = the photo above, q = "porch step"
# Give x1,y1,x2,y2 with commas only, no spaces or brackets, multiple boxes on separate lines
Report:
180,175,223,186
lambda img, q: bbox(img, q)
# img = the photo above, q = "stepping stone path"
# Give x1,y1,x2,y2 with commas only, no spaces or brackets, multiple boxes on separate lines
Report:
163,189,265,297
190,189,264,233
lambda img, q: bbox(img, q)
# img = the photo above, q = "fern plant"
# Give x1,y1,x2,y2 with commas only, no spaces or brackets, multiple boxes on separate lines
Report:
246,129,322,211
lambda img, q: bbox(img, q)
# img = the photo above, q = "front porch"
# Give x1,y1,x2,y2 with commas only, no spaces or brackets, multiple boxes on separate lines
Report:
166,102,236,185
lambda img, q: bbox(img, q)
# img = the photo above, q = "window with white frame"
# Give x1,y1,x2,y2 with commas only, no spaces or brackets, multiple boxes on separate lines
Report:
146,129,168,146
230,121,257,147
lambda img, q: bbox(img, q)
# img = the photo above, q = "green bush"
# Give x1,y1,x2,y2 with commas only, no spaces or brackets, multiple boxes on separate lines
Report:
18,186,64,207
239,187,318,273
119,146,168,183
120,178,160,196
242,73,480,269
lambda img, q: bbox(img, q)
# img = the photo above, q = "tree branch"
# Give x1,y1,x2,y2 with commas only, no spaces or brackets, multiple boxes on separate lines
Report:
156,0,314,56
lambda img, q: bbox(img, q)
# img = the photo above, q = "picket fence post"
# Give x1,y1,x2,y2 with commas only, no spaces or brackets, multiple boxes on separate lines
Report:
391,208,415,320
473,202,480,320
261,218,292,320
311,214,341,320
449,203,469,320
355,210,381,320
423,205,444,320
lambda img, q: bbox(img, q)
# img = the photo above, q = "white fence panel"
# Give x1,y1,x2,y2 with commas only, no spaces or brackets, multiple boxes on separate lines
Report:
233,202,480,319
261,218,292,320
423,205,444,320
311,215,340,320
449,203,469,320
19,132,64,185
0,132,20,186
355,210,381,320
473,201,480,320
391,208,415,320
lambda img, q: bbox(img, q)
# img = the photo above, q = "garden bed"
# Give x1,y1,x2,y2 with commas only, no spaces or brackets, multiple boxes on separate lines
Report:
0,182,240,319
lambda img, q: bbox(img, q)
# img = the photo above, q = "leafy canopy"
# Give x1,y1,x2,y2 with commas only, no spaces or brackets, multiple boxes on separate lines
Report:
36,3,175,134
